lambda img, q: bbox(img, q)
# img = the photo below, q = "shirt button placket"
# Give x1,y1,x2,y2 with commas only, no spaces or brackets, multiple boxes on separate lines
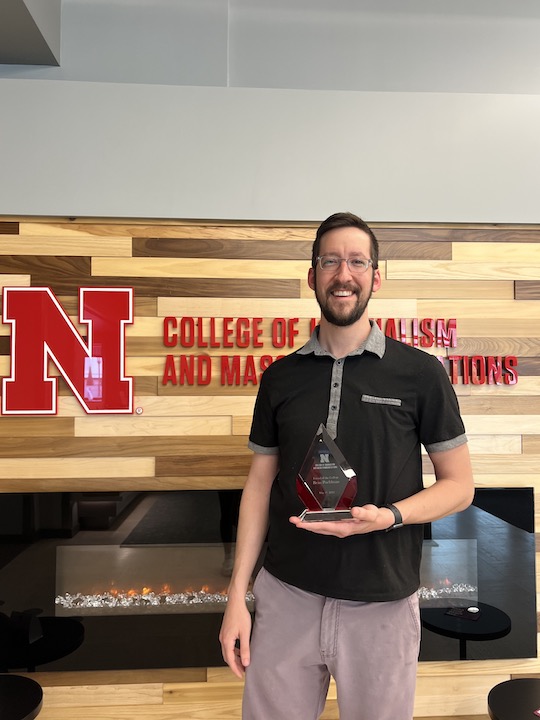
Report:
327,359,344,438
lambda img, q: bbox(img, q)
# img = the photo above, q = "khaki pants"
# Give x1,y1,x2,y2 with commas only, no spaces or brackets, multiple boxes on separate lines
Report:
243,568,420,720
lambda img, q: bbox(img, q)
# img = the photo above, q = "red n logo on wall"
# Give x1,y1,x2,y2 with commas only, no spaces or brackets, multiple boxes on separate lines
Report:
2,287,134,415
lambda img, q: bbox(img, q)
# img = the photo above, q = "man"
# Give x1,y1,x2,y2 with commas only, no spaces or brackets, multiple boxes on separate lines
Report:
219,212,474,720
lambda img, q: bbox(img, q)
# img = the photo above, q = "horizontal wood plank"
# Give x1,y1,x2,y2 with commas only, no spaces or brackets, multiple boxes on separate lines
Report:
0,435,248,458
74,416,232,437
157,296,412,318
376,226,540,243
453,242,540,262
133,238,312,260
374,279,514,300
515,280,540,300
388,260,540,281
453,338,540,357
0,236,132,256
0,457,155,479
0,221,19,234
93,257,309,280
417,299,540,319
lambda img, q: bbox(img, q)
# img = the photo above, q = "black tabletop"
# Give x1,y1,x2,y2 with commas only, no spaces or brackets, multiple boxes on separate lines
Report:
488,678,540,720
0,674,43,720
421,601,511,642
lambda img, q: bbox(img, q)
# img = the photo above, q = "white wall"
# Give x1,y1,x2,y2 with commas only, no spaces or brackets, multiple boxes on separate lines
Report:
1,0,540,223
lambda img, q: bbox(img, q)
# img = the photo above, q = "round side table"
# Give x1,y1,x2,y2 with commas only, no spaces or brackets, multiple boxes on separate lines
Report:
0,674,43,720
488,678,540,720
421,602,511,660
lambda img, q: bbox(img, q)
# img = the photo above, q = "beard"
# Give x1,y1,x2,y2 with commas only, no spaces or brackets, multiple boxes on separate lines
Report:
315,277,374,327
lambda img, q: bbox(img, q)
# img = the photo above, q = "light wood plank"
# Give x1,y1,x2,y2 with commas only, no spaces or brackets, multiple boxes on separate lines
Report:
388,260,540,281
0,273,30,286
0,475,245,493
27,668,207,686
157,296,416,319
0,457,155,479
523,437,540,454
0,235,132,256
414,673,509,717
453,242,540,262
463,415,540,434
232,416,251,435
469,377,540,395
74,416,232,437
452,318,540,337
458,396,540,414
127,396,254,416
93,257,308,280
418,299,540,319
466,435,521,454
38,705,217,720
430,454,540,474
374,279,514,300
44,683,163,707
157,297,320,320
56,396,256,418
424,473,539,490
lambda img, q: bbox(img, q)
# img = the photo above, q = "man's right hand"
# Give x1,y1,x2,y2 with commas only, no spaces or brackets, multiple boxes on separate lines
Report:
219,596,252,678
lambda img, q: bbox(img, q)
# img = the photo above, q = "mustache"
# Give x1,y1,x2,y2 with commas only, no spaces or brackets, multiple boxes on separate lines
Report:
328,283,359,294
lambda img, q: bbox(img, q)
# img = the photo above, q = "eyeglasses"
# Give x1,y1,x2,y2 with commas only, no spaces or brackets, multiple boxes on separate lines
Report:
316,256,373,274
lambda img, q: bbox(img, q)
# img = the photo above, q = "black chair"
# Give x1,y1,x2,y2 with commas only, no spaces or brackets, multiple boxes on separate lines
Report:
0,674,43,720
488,677,540,719
0,608,84,672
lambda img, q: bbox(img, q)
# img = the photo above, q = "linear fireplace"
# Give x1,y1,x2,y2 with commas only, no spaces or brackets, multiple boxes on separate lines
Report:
0,488,535,670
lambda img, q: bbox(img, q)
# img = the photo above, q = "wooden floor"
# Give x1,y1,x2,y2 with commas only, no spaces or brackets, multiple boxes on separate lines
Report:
13,667,494,720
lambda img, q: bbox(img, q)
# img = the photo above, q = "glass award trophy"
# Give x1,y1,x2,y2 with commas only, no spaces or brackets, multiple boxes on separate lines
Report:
296,424,357,522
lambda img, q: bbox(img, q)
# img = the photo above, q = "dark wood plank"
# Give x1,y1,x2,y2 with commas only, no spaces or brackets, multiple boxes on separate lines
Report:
156,453,251,477
0,222,19,234
514,357,540,375
376,227,540,242
515,281,540,300
380,241,451,260
133,238,312,260
0,255,91,279
0,435,249,458
26,274,299,298
133,237,450,262
453,338,540,357
0,417,74,436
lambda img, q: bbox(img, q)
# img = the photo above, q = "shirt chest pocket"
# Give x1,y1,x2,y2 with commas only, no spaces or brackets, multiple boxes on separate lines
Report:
361,394,402,407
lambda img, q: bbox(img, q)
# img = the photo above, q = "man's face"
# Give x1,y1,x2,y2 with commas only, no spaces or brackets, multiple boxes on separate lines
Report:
308,226,381,327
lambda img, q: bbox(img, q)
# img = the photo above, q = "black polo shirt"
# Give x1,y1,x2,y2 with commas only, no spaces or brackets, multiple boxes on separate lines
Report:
248,322,467,602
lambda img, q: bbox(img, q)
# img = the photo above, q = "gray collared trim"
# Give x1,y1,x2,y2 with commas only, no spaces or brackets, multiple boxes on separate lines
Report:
425,434,468,454
248,440,279,455
297,321,386,359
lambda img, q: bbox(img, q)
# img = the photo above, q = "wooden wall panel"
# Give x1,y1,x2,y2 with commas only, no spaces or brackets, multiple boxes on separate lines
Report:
2,217,540,716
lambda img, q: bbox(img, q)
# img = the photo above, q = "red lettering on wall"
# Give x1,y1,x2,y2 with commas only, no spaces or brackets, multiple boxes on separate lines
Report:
2,287,133,415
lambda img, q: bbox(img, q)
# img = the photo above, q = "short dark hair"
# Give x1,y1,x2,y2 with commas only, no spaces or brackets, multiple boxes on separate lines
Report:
311,212,379,269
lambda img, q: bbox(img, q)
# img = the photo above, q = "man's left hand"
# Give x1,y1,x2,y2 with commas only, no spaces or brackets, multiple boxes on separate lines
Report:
289,504,394,537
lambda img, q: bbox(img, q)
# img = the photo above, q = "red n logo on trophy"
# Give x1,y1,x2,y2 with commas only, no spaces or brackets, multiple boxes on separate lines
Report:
2,287,134,415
